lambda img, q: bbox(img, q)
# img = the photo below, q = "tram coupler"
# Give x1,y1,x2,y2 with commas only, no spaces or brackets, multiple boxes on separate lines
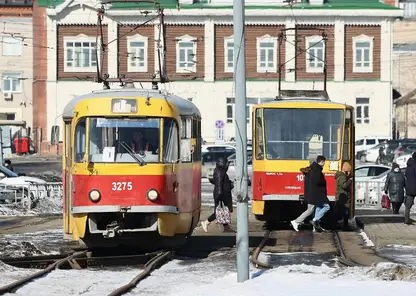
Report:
103,222,121,238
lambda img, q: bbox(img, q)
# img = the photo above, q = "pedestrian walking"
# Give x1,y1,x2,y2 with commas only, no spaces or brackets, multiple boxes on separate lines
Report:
4,159,14,172
384,163,406,214
291,160,315,232
404,153,416,225
308,155,330,232
378,143,385,164
333,162,353,230
201,157,234,232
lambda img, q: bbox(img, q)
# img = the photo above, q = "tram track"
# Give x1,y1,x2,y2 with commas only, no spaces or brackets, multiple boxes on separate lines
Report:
0,249,174,296
250,228,364,269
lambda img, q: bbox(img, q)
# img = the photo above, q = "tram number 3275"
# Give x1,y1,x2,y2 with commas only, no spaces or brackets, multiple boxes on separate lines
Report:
112,182,133,191
296,174,304,182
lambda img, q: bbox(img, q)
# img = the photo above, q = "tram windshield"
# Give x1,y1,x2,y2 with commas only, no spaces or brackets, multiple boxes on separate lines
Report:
87,117,179,163
262,108,344,160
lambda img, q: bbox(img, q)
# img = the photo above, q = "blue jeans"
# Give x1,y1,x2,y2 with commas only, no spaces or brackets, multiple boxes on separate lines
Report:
313,204,330,222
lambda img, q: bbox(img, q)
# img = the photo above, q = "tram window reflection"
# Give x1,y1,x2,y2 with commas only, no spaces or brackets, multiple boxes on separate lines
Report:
263,108,344,160
88,118,160,163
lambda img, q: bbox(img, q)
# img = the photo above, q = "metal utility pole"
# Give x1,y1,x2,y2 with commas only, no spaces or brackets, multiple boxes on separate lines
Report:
233,0,249,283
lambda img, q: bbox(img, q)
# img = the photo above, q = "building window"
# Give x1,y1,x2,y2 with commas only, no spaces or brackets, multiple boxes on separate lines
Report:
224,36,234,73
256,35,278,73
176,34,196,73
2,36,22,56
226,97,259,124
2,73,21,93
305,35,325,73
352,35,374,73
64,35,98,73
0,113,16,120
127,34,148,72
399,0,416,19
356,97,370,124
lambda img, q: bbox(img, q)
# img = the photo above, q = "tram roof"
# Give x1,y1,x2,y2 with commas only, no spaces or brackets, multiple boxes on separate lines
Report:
62,88,201,120
256,99,353,109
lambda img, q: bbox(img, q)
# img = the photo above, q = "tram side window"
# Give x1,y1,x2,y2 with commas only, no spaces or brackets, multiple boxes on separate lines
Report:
74,118,86,163
192,118,201,162
255,109,264,160
343,110,352,160
163,118,179,162
180,117,192,162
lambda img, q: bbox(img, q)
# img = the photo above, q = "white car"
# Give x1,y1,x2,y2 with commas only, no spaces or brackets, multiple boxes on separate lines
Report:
354,164,390,182
0,165,47,207
362,143,385,163
202,145,236,153
396,154,412,168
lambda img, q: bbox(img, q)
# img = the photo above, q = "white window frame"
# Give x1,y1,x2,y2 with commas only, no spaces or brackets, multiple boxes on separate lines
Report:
356,97,370,124
176,34,197,73
127,33,148,73
352,34,374,73
2,73,22,93
224,35,234,73
256,34,278,73
2,36,22,56
63,34,100,73
305,35,325,73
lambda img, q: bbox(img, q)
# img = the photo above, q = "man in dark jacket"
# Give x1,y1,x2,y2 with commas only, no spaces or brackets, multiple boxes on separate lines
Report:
404,154,416,225
201,157,234,232
333,162,353,230
309,155,330,232
291,159,314,231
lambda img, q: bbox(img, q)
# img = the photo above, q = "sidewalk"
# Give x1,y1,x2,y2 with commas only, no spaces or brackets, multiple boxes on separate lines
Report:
9,154,62,163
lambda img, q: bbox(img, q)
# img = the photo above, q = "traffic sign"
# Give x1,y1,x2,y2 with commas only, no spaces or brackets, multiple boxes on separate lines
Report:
215,120,225,129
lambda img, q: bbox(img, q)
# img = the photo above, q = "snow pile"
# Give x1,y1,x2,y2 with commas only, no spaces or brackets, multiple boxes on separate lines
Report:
0,229,63,258
0,198,62,217
358,230,375,247
377,245,416,266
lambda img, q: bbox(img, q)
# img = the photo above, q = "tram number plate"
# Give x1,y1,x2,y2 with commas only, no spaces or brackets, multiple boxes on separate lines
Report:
296,174,304,182
112,182,133,191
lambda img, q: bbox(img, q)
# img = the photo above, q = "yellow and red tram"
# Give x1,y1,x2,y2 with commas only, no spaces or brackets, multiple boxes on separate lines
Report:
62,86,202,249
251,93,355,227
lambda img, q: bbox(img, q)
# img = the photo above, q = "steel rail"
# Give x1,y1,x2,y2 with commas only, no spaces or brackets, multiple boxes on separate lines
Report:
0,251,88,295
333,231,363,267
107,250,174,296
250,230,273,269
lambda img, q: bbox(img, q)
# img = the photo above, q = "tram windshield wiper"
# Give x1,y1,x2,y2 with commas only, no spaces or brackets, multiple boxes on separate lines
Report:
119,141,147,166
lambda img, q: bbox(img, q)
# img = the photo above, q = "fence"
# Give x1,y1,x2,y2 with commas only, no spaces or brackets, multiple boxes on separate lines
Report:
0,182,63,210
0,180,390,211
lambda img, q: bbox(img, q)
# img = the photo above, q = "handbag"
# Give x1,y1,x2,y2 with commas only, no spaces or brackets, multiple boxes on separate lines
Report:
381,194,391,209
215,201,231,224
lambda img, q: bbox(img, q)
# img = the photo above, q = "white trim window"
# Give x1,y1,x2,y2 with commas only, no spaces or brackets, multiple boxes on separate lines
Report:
353,34,374,73
356,97,370,124
227,97,263,124
64,35,98,73
127,34,148,72
176,34,196,73
2,36,22,56
305,35,325,73
2,73,22,93
256,35,278,73
224,35,234,73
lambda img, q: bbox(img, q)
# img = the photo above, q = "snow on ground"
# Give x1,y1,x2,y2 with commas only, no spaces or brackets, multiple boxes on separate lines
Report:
0,253,416,296
377,245,416,266
358,230,376,247
0,198,62,217
0,228,63,258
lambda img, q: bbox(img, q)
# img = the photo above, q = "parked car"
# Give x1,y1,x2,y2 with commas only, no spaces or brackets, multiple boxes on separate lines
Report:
202,144,236,153
354,164,390,181
355,136,390,154
227,150,253,161
361,143,385,163
202,149,236,178
0,165,47,207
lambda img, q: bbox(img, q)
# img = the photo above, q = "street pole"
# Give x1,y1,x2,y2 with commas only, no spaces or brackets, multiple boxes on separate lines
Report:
233,0,249,283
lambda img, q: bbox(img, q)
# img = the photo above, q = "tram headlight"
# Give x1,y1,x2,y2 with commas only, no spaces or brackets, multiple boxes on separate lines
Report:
147,189,159,201
89,189,101,203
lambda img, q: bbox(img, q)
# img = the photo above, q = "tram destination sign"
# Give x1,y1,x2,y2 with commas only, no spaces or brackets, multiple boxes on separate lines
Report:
111,98,138,113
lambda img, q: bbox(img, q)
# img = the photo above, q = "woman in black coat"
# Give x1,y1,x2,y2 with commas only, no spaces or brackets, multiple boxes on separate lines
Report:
384,163,406,214
200,157,234,233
